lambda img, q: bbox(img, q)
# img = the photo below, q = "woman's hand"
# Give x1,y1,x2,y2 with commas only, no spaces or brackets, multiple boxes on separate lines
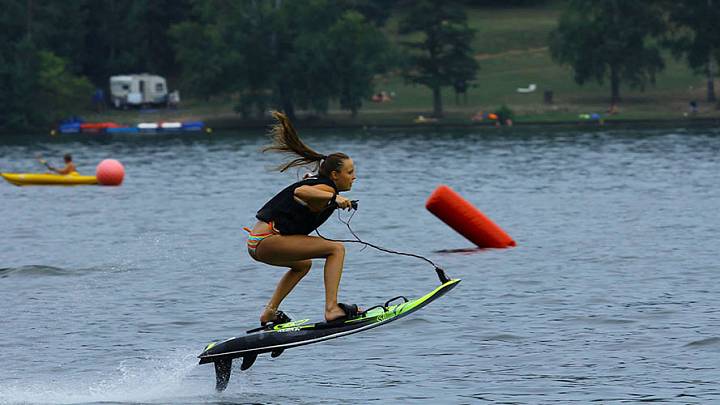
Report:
334,195,353,209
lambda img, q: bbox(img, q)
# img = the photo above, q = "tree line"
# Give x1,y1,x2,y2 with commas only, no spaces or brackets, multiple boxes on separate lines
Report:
1,0,718,132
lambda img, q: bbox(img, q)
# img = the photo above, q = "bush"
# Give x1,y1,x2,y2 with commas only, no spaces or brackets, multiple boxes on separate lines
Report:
495,104,515,123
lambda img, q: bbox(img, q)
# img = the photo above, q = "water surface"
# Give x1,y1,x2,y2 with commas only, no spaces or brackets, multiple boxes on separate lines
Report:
1,126,719,404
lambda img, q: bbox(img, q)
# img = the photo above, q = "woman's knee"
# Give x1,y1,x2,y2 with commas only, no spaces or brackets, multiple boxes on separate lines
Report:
329,241,345,257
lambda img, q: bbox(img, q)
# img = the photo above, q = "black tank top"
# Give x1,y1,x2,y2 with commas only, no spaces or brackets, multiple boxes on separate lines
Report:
256,175,338,235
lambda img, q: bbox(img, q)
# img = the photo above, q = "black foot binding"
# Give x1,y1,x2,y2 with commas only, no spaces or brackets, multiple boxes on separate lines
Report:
214,359,232,392
271,349,284,358
246,310,292,333
327,303,362,324
240,353,258,371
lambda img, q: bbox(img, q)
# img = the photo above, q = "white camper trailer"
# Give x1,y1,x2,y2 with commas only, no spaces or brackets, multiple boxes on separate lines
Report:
109,74,168,108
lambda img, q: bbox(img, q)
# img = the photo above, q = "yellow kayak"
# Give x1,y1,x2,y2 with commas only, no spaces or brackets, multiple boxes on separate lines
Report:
1,172,98,186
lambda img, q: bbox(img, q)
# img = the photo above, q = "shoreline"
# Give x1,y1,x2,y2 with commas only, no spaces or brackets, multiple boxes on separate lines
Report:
3,112,720,136
205,116,720,130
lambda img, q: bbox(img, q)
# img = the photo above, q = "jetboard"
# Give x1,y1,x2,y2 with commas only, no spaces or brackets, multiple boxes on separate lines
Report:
198,269,460,391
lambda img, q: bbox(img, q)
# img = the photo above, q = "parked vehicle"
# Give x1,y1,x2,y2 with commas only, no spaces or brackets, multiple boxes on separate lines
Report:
109,74,168,108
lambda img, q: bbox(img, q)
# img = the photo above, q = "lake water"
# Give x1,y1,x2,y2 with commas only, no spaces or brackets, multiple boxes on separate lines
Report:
1,126,719,404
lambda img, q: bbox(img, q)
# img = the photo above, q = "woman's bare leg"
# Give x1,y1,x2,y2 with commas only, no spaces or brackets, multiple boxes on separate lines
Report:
259,259,311,324
255,235,349,321
322,243,346,321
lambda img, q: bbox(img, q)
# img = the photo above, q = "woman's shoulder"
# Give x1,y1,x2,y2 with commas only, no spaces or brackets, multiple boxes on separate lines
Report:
299,175,335,188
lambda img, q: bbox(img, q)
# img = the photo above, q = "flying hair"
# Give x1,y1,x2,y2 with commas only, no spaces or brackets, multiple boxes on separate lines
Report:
263,111,348,176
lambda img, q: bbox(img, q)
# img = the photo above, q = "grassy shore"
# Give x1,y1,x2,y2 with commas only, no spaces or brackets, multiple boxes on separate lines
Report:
78,2,720,130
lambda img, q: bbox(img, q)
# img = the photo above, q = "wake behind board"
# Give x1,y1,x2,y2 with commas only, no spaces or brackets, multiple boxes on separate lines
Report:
198,274,460,392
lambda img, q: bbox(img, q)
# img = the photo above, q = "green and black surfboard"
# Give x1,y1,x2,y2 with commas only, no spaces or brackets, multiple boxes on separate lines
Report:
198,269,460,391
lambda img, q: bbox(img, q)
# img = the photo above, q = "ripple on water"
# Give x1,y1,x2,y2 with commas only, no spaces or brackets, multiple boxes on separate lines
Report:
0,264,137,279
0,265,69,278
684,337,720,349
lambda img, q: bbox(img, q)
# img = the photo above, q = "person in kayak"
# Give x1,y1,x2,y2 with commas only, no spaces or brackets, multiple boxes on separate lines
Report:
43,154,77,175
245,111,360,327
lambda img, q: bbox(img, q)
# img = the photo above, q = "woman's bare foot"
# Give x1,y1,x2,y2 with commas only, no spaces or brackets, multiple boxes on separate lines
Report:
325,305,346,322
260,307,277,325
325,303,363,322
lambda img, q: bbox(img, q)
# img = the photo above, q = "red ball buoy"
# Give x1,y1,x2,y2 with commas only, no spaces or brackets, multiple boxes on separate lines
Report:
95,159,125,186
426,185,515,248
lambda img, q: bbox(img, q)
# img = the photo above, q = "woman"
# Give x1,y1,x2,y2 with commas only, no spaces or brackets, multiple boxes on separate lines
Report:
246,111,359,328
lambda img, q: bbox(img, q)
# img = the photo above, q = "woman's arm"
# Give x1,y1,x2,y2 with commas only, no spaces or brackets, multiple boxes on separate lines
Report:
295,184,351,210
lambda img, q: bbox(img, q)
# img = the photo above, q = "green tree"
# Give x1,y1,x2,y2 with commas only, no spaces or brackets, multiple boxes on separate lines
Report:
0,42,92,131
549,0,666,105
171,0,278,116
124,0,192,77
171,0,392,120
339,0,395,26
327,11,394,116
82,0,135,84
0,1,92,131
461,0,552,5
0,39,42,130
36,51,93,118
280,2,393,118
663,0,720,103
81,0,191,86
272,0,359,118
398,0,479,118
0,0,31,128
28,0,88,74
170,2,241,101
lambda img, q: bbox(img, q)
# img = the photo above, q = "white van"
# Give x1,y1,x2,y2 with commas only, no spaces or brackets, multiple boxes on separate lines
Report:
110,74,168,108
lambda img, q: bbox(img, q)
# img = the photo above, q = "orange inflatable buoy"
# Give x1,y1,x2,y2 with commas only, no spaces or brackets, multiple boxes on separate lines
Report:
96,159,125,186
426,185,515,248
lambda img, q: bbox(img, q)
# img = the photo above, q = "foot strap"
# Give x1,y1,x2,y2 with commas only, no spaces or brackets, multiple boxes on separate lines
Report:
246,310,292,333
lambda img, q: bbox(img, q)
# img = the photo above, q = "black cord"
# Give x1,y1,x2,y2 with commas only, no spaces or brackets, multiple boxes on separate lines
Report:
315,209,440,269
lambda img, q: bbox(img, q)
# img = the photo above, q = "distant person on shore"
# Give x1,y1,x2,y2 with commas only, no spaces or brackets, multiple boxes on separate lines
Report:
579,113,604,126
607,103,619,115
42,154,77,175
689,100,698,115
371,91,392,103
167,90,180,109
471,111,504,126
92,88,105,112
